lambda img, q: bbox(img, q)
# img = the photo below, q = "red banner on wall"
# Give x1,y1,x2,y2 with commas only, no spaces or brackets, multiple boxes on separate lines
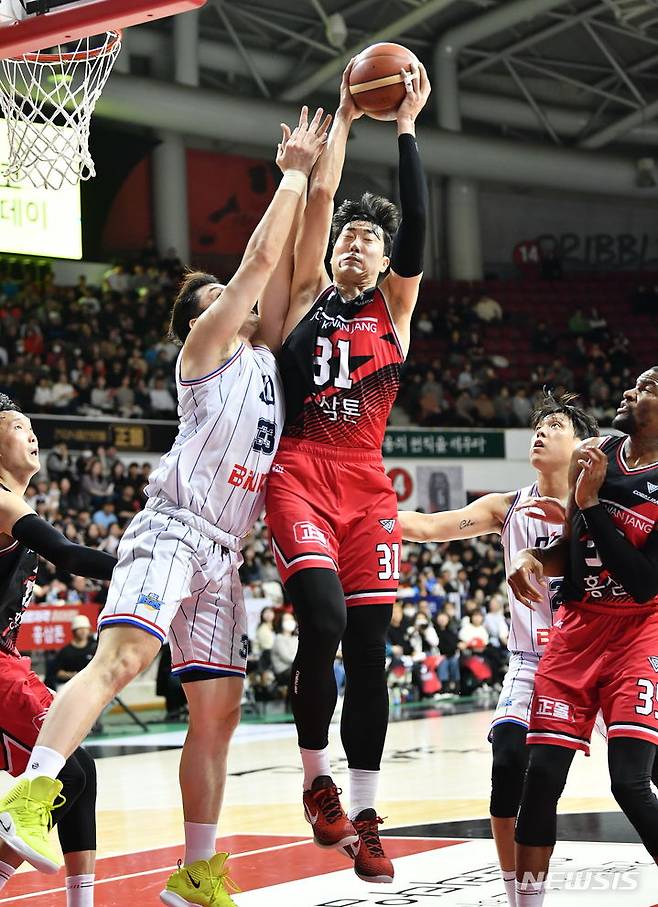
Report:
16,604,99,652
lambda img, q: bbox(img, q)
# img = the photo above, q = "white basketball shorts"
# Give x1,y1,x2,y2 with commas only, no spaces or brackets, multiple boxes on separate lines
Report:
489,651,539,739
98,501,248,681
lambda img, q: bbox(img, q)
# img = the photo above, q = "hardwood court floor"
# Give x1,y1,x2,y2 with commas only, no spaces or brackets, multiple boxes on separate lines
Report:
2,707,658,905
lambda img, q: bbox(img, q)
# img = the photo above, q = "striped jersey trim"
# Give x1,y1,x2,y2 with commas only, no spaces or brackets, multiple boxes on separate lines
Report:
271,537,337,570
608,723,658,742
98,614,167,643
178,343,245,386
501,488,522,535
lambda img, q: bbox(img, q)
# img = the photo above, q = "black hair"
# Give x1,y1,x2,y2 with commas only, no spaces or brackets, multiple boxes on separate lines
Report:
531,389,599,441
331,192,400,257
168,271,218,345
0,394,20,414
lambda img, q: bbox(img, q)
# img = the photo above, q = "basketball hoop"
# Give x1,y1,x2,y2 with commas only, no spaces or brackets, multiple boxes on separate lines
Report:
0,30,121,190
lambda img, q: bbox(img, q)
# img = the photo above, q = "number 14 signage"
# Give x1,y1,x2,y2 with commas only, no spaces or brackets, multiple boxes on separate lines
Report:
383,429,505,459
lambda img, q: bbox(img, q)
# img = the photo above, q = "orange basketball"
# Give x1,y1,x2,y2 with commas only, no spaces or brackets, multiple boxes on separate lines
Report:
349,42,419,121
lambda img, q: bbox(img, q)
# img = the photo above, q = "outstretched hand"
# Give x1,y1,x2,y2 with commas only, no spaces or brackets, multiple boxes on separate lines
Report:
515,496,567,525
276,106,332,175
575,446,607,510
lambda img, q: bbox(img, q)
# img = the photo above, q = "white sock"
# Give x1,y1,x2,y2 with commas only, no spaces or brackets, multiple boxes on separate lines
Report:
184,821,217,865
300,746,331,790
0,860,16,891
502,870,517,907
348,768,379,820
66,874,94,907
515,878,545,906
23,746,66,781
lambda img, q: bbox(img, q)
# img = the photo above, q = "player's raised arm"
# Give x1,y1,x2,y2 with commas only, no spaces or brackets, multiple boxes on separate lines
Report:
399,492,514,543
283,63,363,338
381,62,430,340
252,121,307,354
182,106,330,377
0,490,116,580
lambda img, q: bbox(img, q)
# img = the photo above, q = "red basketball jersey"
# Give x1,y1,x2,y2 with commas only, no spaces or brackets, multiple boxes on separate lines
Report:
278,284,404,448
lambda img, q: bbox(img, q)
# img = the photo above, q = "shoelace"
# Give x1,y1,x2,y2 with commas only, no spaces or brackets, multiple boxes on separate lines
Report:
19,792,65,835
316,785,346,825
354,815,385,857
175,859,242,900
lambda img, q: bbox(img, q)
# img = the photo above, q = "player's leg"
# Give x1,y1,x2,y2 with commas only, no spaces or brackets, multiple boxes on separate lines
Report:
490,723,529,906
161,542,249,907
488,651,538,906
284,567,357,850
340,602,394,883
55,747,97,907
608,738,658,863
515,743,575,906
0,514,197,872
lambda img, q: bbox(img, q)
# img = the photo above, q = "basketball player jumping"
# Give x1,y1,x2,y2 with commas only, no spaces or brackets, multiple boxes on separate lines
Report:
510,367,658,906
399,392,598,907
0,398,117,907
0,107,330,907
265,60,430,883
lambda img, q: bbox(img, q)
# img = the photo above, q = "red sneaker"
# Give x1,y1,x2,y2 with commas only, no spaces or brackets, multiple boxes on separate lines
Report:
350,809,394,883
303,776,358,849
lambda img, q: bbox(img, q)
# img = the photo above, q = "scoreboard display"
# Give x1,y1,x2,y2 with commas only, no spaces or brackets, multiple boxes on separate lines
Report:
0,120,83,260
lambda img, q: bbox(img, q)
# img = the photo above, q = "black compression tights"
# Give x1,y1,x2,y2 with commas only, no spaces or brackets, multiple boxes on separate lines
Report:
285,569,392,770
51,746,97,854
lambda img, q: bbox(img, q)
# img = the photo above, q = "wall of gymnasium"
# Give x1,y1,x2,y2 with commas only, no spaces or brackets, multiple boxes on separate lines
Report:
94,137,658,273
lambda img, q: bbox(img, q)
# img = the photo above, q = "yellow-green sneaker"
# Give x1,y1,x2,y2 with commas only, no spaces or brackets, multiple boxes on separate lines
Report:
0,776,64,874
160,853,241,907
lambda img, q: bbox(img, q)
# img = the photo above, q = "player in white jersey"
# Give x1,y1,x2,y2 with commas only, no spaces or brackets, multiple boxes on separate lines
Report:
399,392,598,907
0,107,331,907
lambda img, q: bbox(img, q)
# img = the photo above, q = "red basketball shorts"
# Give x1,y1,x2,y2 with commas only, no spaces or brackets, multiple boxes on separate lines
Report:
265,438,401,607
0,650,53,776
527,604,658,754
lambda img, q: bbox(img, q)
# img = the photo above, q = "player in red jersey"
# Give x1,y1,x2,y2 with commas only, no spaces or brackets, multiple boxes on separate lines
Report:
508,366,658,906
0,396,116,904
265,60,430,883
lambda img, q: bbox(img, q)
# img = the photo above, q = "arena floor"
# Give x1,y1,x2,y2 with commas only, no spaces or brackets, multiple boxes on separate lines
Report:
2,707,658,906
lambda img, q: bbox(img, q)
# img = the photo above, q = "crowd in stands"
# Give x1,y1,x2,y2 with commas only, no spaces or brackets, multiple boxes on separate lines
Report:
1,257,654,430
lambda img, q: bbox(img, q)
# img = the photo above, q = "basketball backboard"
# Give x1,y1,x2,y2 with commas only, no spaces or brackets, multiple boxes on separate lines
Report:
0,0,207,58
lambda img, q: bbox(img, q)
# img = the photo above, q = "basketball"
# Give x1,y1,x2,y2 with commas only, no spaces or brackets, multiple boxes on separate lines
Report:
349,42,419,120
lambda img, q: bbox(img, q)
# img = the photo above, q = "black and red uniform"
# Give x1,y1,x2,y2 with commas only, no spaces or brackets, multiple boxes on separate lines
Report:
528,434,658,753
0,534,47,775
266,283,403,607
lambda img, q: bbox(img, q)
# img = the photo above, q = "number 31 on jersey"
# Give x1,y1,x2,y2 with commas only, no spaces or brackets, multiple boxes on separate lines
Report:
377,543,400,581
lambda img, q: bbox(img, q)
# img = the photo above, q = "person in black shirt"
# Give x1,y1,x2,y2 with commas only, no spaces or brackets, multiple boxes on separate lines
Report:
53,616,96,687
0,395,115,902
509,367,658,905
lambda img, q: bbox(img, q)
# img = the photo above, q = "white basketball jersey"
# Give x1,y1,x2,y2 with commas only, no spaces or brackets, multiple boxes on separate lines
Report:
502,483,564,656
146,342,284,538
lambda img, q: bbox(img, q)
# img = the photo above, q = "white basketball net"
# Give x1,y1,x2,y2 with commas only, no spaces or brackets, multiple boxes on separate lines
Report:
0,32,121,190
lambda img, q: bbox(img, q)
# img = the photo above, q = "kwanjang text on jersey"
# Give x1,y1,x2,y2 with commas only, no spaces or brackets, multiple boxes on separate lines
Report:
278,285,404,448
560,434,658,613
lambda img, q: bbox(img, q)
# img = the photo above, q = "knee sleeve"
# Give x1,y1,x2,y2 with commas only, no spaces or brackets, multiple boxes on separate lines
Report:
490,723,529,818
515,745,574,847
57,747,97,855
285,569,347,751
340,605,392,771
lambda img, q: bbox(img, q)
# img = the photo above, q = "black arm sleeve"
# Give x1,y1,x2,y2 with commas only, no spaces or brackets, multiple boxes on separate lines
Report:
389,133,428,278
582,503,658,603
12,514,117,581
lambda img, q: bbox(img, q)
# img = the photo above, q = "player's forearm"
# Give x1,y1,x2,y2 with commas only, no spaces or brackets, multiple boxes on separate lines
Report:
582,504,658,603
529,537,569,577
390,134,427,278
399,506,494,543
244,174,307,273
308,109,352,198
11,514,117,580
